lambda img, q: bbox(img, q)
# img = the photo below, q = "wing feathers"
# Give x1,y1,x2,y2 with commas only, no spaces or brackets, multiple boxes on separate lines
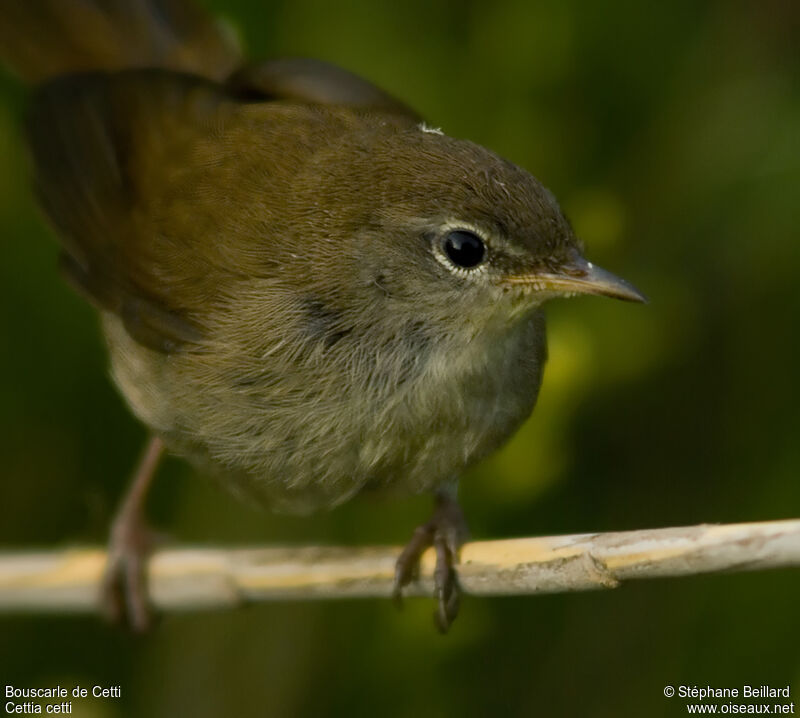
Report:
27,71,230,351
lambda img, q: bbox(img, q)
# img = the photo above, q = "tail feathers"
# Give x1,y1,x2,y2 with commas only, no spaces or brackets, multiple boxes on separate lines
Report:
0,0,241,84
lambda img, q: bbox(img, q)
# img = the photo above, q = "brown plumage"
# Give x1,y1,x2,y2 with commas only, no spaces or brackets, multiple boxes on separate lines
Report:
1,0,644,631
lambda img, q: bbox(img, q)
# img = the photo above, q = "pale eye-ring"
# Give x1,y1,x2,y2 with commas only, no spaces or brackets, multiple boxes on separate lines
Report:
442,229,486,269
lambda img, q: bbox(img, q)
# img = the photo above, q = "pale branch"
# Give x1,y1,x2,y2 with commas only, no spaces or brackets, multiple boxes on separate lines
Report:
0,519,798,613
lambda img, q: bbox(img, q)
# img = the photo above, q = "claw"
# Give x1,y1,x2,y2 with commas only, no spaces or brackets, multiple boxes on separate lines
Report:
101,515,156,631
432,532,460,633
392,523,434,607
393,489,469,632
100,436,164,632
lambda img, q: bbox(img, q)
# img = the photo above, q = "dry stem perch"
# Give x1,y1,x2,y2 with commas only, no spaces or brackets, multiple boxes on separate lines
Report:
0,519,798,614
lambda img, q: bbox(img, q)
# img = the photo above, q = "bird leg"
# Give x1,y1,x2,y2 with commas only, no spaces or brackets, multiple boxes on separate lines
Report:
393,488,469,633
101,435,165,631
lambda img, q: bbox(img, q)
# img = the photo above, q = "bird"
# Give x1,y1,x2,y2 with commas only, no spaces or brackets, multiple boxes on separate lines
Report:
0,0,645,632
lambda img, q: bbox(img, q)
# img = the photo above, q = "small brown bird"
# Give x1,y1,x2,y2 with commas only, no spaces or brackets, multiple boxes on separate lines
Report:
0,0,644,632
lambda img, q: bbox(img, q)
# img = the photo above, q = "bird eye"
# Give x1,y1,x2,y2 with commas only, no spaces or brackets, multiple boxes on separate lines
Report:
442,230,486,269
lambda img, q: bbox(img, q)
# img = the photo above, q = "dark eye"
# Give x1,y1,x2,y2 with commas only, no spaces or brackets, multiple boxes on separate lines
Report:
443,230,486,269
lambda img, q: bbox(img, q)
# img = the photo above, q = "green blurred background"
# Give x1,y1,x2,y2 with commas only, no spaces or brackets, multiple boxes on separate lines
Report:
1,1,798,716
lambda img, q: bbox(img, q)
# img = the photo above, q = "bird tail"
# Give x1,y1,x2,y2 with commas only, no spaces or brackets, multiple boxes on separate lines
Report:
0,0,241,84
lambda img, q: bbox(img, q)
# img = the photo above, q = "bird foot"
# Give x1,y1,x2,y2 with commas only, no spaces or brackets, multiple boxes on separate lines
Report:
99,436,165,632
393,492,469,633
101,507,158,632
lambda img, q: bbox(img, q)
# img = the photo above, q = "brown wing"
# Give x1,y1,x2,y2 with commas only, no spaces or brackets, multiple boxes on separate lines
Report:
227,58,423,123
0,0,421,123
0,0,241,84
25,63,423,354
26,70,234,352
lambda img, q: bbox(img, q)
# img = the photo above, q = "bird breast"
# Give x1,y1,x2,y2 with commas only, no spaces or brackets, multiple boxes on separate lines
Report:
102,303,546,514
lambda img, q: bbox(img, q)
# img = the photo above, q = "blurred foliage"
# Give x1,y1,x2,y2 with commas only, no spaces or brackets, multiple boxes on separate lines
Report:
1,0,798,716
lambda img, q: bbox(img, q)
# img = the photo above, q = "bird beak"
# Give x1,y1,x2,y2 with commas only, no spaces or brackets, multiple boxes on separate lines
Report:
504,255,647,303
